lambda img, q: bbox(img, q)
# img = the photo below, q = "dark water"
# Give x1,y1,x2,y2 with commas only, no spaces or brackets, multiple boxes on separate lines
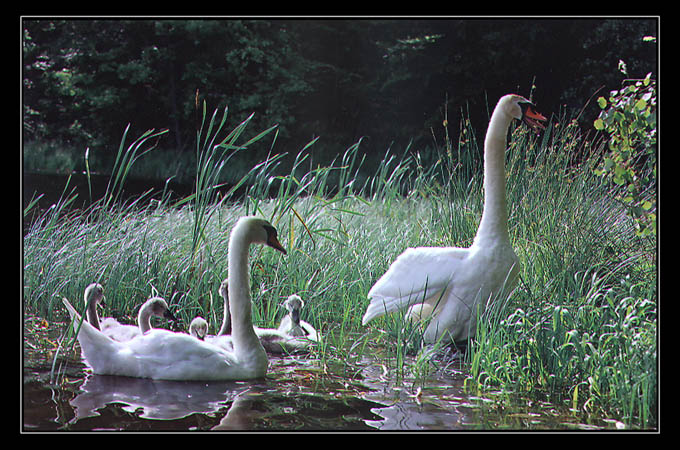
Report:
22,318,628,432
23,362,382,431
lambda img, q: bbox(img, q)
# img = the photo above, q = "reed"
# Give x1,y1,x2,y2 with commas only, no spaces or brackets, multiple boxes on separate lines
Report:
23,104,656,428
466,120,656,428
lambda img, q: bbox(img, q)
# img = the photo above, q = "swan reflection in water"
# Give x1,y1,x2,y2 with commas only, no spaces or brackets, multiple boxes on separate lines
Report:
69,369,386,430
70,373,247,421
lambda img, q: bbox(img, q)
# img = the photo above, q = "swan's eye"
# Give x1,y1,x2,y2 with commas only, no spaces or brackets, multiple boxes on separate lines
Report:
262,224,287,255
263,224,277,238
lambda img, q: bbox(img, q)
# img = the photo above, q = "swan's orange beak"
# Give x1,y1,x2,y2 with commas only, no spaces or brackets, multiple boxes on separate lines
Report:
522,104,547,132
267,235,287,255
262,223,287,255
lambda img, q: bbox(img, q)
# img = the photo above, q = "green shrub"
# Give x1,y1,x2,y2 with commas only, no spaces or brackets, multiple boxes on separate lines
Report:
594,67,656,238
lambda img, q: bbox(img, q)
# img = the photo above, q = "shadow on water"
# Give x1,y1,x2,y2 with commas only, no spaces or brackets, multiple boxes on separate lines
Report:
23,319,627,431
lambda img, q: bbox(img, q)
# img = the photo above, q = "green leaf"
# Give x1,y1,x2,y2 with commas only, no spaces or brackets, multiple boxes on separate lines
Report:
594,118,605,131
597,97,607,109
635,98,647,111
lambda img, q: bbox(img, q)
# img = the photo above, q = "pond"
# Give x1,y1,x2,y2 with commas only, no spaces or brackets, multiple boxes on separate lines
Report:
22,316,628,432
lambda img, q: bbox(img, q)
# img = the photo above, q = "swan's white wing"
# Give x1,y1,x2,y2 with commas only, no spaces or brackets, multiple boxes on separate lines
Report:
300,321,318,342
100,318,142,342
123,330,240,381
362,247,470,325
205,334,235,352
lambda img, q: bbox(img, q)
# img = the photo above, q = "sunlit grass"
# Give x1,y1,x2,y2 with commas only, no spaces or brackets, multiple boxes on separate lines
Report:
23,106,656,428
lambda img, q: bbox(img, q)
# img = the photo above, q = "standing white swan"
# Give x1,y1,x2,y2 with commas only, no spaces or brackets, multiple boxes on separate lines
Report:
217,278,231,336
62,216,287,381
362,94,546,344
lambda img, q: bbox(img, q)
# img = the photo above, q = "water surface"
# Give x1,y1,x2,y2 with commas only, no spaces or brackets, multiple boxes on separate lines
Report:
22,317,627,431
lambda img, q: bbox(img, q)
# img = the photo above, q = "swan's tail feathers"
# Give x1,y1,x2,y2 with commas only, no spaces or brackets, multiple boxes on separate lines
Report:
62,297,82,323
362,279,450,326
361,296,391,325
362,292,422,325
362,277,430,325
62,297,119,366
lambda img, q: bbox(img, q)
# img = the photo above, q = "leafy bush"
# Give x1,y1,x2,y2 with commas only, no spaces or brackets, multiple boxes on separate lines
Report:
594,65,656,237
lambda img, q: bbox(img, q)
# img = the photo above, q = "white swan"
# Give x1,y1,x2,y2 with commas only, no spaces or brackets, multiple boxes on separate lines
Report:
204,281,317,354
362,94,546,344
62,216,287,381
100,297,178,342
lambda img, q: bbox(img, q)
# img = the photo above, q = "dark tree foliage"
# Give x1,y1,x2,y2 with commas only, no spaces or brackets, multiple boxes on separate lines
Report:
22,18,657,175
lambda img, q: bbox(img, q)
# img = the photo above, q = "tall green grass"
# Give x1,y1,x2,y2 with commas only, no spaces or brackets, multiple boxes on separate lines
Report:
468,119,656,428
23,105,656,428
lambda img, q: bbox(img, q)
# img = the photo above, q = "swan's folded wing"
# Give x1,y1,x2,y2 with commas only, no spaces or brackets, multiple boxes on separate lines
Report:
123,330,241,381
100,318,142,342
362,247,469,325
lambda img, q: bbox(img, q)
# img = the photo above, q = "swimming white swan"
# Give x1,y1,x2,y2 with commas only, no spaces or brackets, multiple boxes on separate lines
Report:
204,281,317,354
362,94,546,344
62,216,287,381
100,297,178,342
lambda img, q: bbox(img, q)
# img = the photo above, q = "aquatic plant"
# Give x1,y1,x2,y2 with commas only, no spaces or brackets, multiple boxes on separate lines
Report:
23,102,656,428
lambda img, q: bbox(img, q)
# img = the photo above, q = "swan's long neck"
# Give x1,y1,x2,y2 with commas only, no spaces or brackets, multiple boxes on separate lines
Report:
227,224,261,353
85,295,101,330
474,103,513,246
290,308,300,326
137,304,153,334
218,289,231,336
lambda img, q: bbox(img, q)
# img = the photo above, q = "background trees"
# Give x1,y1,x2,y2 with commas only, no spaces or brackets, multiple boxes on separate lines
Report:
22,18,657,179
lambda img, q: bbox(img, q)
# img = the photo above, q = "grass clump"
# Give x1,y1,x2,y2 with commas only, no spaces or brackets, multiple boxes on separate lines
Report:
467,120,656,428
23,102,656,429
